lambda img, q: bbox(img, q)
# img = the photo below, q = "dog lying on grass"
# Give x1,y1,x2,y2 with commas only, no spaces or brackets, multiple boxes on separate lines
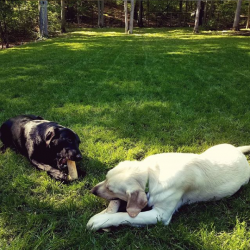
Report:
0,115,82,181
87,144,250,230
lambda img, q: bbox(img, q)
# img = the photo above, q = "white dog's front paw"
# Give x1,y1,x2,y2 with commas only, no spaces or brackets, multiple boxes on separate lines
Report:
87,213,114,231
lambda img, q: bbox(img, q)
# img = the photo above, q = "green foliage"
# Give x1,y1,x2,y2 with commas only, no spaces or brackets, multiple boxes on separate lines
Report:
0,28,250,249
204,1,237,30
0,1,38,46
47,1,61,34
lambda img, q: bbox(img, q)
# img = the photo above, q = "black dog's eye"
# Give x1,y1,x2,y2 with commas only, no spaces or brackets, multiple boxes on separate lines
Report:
66,138,72,143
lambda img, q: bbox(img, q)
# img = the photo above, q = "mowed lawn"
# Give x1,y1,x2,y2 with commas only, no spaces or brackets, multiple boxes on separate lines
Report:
0,28,250,249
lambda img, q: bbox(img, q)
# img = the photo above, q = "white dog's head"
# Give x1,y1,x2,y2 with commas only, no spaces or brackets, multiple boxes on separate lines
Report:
91,160,148,218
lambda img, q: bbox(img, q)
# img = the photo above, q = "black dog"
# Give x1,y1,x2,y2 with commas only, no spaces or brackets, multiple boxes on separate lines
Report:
0,115,82,181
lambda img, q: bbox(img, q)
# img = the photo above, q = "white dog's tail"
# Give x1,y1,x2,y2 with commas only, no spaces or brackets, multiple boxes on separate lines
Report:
238,146,250,155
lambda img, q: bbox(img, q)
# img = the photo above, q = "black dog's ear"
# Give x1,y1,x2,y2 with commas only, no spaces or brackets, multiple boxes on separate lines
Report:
45,127,56,147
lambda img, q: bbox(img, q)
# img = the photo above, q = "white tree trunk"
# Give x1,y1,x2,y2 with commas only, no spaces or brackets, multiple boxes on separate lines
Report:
233,0,242,31
38,0,48,37
129,0,135,34
193,0,201,33
246,0,250,29
124,0,128,33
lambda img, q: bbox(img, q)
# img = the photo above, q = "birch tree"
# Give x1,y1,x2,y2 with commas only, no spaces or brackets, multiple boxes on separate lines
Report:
233,0,242,31
124,0,128,33
193,0,201,33
38,0,48,37
246,0,250,29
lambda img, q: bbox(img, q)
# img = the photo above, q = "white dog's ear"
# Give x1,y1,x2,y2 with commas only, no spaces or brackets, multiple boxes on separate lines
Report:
126,190,147,218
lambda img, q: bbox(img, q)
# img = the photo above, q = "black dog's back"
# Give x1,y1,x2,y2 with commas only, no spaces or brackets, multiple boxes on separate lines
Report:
0,115,44,153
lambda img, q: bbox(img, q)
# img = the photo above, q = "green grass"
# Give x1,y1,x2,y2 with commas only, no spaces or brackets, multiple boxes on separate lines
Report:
0,27,250,249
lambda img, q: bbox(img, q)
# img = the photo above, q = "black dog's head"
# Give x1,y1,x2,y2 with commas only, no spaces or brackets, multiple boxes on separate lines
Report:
45,125,82,169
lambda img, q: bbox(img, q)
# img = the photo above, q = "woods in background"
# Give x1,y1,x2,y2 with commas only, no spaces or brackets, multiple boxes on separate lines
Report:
1,0,250,48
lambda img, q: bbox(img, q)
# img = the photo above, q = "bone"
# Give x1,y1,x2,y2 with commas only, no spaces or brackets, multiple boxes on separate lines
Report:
67,160,78,180
102,199,121,232
106,200,121,214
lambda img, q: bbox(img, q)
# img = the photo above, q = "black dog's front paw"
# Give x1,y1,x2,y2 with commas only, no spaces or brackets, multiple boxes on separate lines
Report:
49,169,69,182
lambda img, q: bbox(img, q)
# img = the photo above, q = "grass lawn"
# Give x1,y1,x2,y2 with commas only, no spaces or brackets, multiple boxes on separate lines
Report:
0,27,250,249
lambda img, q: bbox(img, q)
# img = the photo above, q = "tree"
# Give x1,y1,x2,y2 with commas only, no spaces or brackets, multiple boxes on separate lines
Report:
61,0,66,33
38,0,48,37
124,0,135,34
233,0,242,31
124,0,128,33
246,0,250,29
203,0,208,26
97,0,104,28
193,0,201,33
137,0,143,27
129,0,135,34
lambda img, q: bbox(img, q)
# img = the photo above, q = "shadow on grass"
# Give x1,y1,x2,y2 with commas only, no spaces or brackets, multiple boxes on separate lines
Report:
1,30,250,144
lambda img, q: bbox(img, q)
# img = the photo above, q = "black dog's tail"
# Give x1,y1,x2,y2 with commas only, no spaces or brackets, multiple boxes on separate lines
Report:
238,146,250,155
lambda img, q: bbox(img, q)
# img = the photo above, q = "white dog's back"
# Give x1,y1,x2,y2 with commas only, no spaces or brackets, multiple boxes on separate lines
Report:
87,144,250,230
185,144,250,201
145,144,250,207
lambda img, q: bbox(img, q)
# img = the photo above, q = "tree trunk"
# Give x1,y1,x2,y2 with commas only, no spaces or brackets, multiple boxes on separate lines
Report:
97,0,104,28
124,0,128,33
3,19,9,48
38,0,48,37
203,0,208,26
98,0,101,27
246,0,250,29
179,1,183,12
199,1,205,26
138,0,143,27
233,0,242,31
134,1,138,21
101,0,104,27
129,0,135,34
76,11,80,25
193,0,201,33
98,0,104,27
61,0,66,33
76,1,81,25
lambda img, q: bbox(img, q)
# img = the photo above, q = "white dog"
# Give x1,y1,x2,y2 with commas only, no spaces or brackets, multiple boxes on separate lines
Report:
87,144,250,230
